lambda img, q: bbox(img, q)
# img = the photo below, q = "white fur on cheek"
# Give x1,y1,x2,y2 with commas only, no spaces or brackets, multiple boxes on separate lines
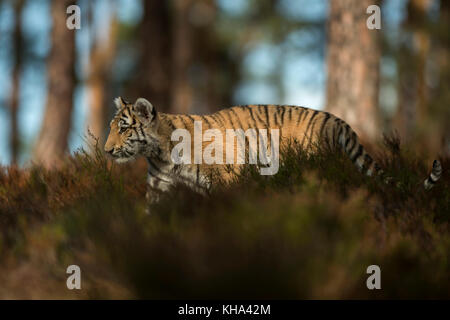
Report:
115,156,135,164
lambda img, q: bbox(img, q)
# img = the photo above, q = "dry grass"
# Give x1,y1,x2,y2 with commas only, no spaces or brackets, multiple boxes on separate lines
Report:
0,137,448,299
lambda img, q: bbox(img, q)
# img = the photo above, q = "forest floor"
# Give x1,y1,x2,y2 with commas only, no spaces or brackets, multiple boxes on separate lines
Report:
0,136,449,299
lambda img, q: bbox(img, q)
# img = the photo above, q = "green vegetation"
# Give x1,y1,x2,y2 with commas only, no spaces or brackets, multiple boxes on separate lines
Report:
0,138,448,299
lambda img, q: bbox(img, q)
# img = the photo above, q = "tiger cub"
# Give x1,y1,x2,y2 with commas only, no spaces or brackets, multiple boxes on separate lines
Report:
104,97,442,202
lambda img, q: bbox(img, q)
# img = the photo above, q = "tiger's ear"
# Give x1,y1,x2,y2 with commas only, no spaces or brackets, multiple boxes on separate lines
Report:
114,97,127,109
132,98,157,125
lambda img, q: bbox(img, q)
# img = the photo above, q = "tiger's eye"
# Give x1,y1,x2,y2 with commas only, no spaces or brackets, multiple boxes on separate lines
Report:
119,127,127,134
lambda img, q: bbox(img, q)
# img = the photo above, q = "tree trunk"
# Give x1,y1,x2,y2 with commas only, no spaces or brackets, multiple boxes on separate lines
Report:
128,0,172,112
171,0,195,114
86,12,118,146
412,0,432,122
128,0,226,115
9,0,24,165
189,0,225,113
395,0,432,141
325,0,381,141
438,0,450,156
33,0,76,168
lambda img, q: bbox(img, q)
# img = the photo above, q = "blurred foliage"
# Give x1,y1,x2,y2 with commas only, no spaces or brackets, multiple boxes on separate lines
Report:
0,137,448,299
0,0,449,299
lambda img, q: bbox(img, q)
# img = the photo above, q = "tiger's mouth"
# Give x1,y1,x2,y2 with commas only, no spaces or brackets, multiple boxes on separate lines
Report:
108,150,136,163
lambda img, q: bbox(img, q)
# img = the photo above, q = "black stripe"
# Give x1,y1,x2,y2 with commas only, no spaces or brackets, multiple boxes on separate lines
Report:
319,112,331,137
363,154,373,173
139,126,146,139
210,114,222,126
166,120,177,132
147,158,170,177
296,108,306,126
230,108,245,130
272,107,279,127
272,108,277,127
332,121,339,148
344,136,351,149
350,145,363,163
374,162,381,173
344,124,351,143
179,115,190,130
215,112,228,127
346,139,356,156
200,115,212,128
187,115,196,123
347,132,357,155
333,118,341,142
225,109,236,129
247,106,259,129
254,106,266,125
122,149,132,156
131,127,139,138
344,124,354,151
301,110,319,146
148,169,171,183
308,115,319,146
338,124,355,152
262,105,270,127
129,138,148,145
300,109,310,124
280,107,286,125
125,107,133,121
150,105,156,119
430,174,439,182
196,165,200,184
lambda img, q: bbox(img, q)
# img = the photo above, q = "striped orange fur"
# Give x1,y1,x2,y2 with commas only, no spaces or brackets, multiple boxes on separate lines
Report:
104,97,442,203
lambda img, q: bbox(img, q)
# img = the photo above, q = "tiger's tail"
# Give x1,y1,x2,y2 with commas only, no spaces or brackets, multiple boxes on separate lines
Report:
336,121,442,190
424,160,442,190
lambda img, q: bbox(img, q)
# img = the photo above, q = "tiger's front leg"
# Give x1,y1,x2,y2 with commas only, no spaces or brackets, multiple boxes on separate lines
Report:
144,188,161,215
145,174,173,215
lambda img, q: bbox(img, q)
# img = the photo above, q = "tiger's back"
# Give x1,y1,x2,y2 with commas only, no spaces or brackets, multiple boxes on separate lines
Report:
160,104,379,178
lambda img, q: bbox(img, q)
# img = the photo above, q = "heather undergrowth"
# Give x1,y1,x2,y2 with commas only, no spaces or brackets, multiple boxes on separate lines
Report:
0,138,448,299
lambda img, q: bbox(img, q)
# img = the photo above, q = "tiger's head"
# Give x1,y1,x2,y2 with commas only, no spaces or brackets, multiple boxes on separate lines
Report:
104,97,159,163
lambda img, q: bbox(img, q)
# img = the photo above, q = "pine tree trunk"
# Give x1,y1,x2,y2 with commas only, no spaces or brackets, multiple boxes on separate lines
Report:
189,0,226,114
395,0,431,141
171,0,195,114
33,0,76,168
128,0,172,112
438,0,450,156
9,0,24,165
325,0,381,141
87,13,118,146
